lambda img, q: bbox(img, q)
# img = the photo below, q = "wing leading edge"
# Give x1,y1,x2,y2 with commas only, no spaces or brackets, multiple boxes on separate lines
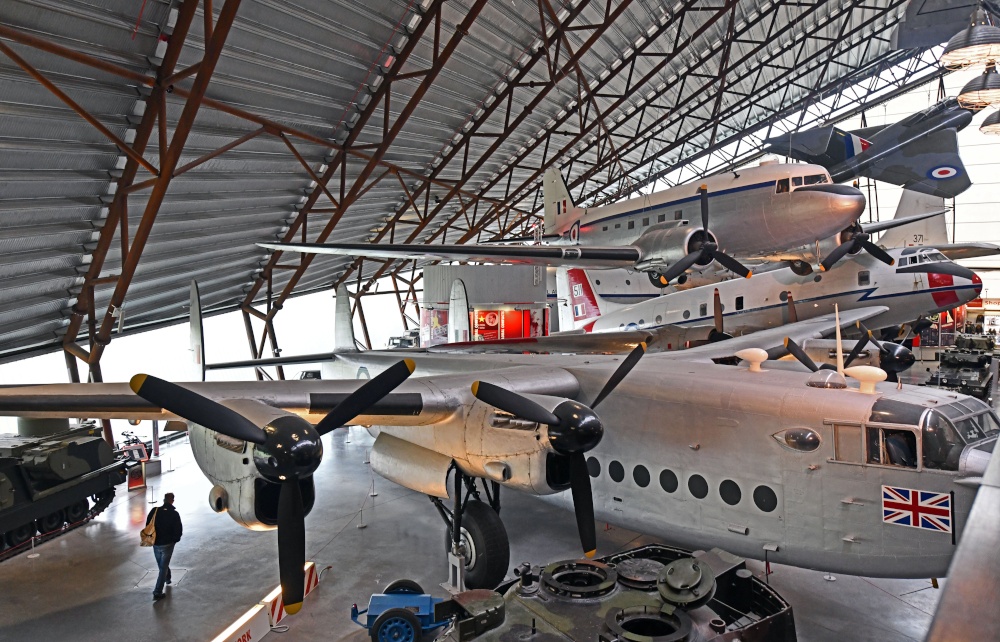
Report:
258,241,641,269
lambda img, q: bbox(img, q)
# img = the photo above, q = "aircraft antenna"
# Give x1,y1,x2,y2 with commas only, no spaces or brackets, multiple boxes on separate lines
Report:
835,304,845,375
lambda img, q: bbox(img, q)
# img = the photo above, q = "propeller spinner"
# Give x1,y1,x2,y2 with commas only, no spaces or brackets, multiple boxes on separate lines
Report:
472,342,647,558
657,187,752,284
129,358,415,614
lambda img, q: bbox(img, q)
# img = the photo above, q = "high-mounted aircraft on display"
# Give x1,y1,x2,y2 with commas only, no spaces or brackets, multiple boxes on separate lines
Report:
765,98,976,199
261,162,894,287
0,288,994,609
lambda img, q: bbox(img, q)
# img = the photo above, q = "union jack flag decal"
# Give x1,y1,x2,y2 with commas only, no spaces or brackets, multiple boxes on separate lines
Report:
882,485,952,533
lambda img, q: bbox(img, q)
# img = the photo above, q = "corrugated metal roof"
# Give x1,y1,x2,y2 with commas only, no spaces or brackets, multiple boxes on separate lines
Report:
0,0,935,363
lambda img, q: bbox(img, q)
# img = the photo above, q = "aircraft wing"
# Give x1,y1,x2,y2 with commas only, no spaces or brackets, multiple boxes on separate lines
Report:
672,306,890,362
0,367,582,423
935,243,1000,261
861,128,971,199
258,241,642,269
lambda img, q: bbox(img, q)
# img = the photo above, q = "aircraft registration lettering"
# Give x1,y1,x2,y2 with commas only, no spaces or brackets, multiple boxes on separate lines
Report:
881,485,952,533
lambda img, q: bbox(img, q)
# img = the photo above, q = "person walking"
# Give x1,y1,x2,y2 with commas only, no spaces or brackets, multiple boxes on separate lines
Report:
146,492,182,601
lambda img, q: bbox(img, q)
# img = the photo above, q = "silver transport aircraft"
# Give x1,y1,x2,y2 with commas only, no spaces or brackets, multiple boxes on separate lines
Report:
0,289,994,611
260,161,924,287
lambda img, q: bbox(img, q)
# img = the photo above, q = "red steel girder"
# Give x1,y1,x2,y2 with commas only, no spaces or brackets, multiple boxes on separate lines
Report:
333,0,632,294
245,0,489,324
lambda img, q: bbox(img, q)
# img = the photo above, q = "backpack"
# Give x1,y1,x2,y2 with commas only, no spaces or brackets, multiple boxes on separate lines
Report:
140,508,158,547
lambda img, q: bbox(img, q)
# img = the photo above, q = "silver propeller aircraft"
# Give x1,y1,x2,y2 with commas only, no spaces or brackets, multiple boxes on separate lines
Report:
765,98,975,199
261,161,878,287
0,296,993,604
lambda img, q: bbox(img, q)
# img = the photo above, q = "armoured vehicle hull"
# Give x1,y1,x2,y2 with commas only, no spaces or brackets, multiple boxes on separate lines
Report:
927,347,996,402
0,425,126,559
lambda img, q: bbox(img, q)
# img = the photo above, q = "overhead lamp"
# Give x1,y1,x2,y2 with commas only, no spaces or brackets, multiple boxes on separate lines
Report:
941,7,1000,69
980,109,1000,133
958,63,1000,108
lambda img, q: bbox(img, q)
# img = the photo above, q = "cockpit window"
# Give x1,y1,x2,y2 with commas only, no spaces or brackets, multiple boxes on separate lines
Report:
804,174,828,185
776,178,789,194
922,409,965,470
792,176,803,187
927,251,948,262
939,400,1000,442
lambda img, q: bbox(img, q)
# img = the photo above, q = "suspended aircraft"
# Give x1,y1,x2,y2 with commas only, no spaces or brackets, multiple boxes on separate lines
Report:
261,162,879,287
0,293,993,600
765,98,976,199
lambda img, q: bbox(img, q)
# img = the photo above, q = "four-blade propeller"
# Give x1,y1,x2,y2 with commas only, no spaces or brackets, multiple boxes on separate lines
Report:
471,341,647,558
129,359,415,614
657,187,753,285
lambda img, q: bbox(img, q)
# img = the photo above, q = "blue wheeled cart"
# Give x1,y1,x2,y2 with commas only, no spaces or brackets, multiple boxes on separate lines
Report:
351,580,450,642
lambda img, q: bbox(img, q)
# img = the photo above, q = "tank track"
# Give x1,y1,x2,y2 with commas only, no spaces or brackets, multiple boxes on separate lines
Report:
0,487,117,563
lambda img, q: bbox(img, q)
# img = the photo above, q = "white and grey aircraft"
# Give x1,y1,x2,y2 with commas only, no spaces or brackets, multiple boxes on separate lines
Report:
262,161,891,287
0,294,993,610
561,246,982,341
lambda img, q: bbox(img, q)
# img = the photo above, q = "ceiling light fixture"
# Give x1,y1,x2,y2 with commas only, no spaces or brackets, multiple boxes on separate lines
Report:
941,6,1000,68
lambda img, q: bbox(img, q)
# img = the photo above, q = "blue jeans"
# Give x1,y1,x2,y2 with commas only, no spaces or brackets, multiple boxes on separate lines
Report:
153,544,175,597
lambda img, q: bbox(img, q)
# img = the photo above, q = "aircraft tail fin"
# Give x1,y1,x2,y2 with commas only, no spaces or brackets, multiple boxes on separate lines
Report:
543,168,579,236
878,189,948,248
189,281,206,382
448,279,471,342
556,268,605,330
335,284,359,352
764,125,870,168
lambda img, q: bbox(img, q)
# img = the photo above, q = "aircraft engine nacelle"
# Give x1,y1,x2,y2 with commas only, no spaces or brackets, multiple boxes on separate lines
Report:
632,226,719,274
459,399,554,496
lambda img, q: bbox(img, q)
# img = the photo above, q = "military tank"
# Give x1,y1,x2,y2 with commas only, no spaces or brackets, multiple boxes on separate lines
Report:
0,424,126,560
432,544,795,642
927,345,996,402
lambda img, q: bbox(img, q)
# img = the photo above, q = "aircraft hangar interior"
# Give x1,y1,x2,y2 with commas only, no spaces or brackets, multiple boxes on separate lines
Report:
2,0,1000,640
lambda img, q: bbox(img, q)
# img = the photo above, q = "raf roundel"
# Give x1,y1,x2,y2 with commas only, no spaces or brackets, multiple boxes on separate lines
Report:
928,166,959,180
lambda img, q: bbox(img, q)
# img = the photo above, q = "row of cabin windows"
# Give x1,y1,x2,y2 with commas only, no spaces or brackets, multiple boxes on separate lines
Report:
587,456,779,512
601,210,684,232
775,174,829,193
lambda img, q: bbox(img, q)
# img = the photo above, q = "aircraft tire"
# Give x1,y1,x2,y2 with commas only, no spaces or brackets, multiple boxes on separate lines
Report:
446,500,509,589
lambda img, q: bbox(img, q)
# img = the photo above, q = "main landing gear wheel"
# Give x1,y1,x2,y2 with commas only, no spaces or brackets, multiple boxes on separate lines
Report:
789,260,813,276
446,500,510,590
371,607,421,642
383,579,424,595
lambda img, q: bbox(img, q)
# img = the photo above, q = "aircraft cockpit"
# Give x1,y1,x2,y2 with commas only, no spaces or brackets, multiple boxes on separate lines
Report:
896,248,949,267
774,172,831,194
863,397,998,473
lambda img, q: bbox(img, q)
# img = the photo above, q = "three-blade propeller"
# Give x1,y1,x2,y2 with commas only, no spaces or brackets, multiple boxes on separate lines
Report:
783,323,914,380
129,359,415,614
471,342,647,558
819,211,946,272
657,187,752,284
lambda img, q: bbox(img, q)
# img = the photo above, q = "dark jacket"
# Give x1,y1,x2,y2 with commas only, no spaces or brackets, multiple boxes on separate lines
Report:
145,504,182,546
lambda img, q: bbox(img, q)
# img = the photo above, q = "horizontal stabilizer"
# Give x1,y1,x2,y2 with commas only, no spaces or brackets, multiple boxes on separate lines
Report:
260,241,642,269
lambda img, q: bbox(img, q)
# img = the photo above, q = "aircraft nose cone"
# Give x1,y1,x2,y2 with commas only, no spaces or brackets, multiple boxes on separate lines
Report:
973,271,983,293
793,184,865,233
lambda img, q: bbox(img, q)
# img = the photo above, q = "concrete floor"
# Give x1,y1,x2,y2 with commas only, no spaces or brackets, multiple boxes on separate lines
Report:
0,426,944,642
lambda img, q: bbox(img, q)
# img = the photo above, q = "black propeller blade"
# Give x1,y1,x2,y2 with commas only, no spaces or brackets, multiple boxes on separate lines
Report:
472,344,646,558
857,322,915,382
277,476,306,614
707,288,733,342
783,337,835,372
129,359,417,615
591,342,647,408
316,359,416,435
658,187,753,284
471,381,559,426
130,374,267,444
821,225,894,272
